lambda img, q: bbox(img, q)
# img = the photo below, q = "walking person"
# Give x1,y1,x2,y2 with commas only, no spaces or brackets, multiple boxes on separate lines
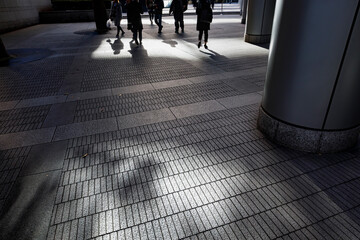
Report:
111,0,125,38
196,0,213,49
154,0,164,33
127,0,144,45
147,0,155,24
169,0,187,33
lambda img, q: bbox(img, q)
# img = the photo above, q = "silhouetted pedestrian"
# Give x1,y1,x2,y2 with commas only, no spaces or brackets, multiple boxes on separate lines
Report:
154,0,164,33
196,0,213,49
111,0,125,38
127,0,144,45
169,0,188,33
147,0,155,24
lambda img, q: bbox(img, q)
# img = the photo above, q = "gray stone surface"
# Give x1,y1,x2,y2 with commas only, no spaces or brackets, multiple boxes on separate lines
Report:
222,77,263,93
42,102,77,128
0,171,61,240
217,92,262,109
0,128,55,150
53,118,118,141
20,141,68,176
170,100,226,118
0,100,19,111
117,108,176,129
66,89,113,102
258,106,360,153
112,84,155,95
152,79,193,89
15,95,67,109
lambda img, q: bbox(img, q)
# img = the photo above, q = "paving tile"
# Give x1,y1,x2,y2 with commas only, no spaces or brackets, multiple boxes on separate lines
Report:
170,100,226,119
53,118,118,141
0,127,55,150
15,95,67,109
117,108,176,130
111,83,155,95
152,79,193,89
0,100,19,111
217,92,262,109
42,102,77,128
0,171,61,240
66,89,113,102
20,140,67,176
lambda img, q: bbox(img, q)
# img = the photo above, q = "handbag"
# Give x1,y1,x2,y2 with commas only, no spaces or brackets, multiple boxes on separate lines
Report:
106,19,113,28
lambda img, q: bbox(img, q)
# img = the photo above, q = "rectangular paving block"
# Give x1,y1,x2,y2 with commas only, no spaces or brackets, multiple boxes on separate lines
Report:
112,84,154,95
0,100,19,111
217,93,262,109
53,118,118,141
42,102,77,128
66,89,113,102
117,108,176,130
15,95,67,109
20,140,68,176
152,79,193,89
0,171,61,240
170,100,226,119
0,127,56,150
222,78,263,93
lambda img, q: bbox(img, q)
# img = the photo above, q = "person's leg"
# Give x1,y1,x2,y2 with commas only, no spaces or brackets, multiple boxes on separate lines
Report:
198,30,203,48
116,26,120,37
134,29,138,44
175,20,179,33
139,29,142,44
180,20,184,32
204,30,209,49
155,14,160,26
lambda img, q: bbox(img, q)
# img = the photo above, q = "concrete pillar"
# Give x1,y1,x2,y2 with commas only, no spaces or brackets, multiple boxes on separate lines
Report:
240,0,248,24
244,0,276,43
258,0,360,153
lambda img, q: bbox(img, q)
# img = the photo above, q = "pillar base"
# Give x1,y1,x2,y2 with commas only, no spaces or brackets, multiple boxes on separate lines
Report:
244,34,271,44
257,106,360,153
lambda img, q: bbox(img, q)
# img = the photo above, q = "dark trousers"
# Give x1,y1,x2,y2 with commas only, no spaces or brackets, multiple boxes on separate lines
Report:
175,20,184,31
132,29,142,43
198,30,208,42
155,14,162,27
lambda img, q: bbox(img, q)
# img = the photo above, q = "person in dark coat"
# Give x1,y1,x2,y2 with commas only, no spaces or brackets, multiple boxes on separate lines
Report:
111,0,125,37
154,0,164,33
147,0,155,24
169,0,187,33
127,0,144,45
196,0,212,49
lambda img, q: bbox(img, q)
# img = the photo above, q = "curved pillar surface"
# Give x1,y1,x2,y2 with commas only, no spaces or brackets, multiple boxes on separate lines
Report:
258,0,360,153
244,0,276,43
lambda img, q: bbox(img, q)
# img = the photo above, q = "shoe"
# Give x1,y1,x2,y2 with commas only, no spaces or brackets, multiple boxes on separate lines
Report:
204,44,208,49
198,41,201,48
135,40,139,45
175,29,179,33
181,28,184,33
158,25,163,33
140,41,142,45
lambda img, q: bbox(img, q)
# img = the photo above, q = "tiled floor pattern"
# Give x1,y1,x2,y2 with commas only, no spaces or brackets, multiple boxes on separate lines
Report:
47,105,360,239
1,14,360,240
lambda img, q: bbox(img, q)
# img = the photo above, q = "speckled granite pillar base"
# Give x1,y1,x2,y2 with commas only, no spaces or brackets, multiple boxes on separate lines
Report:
244,34,271,44
257,107,360,153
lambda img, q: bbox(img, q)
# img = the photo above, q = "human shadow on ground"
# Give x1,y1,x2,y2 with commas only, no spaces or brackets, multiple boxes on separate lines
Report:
107,38,124,55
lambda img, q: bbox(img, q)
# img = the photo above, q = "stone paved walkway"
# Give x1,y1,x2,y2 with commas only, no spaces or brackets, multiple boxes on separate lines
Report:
1,14,360,240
